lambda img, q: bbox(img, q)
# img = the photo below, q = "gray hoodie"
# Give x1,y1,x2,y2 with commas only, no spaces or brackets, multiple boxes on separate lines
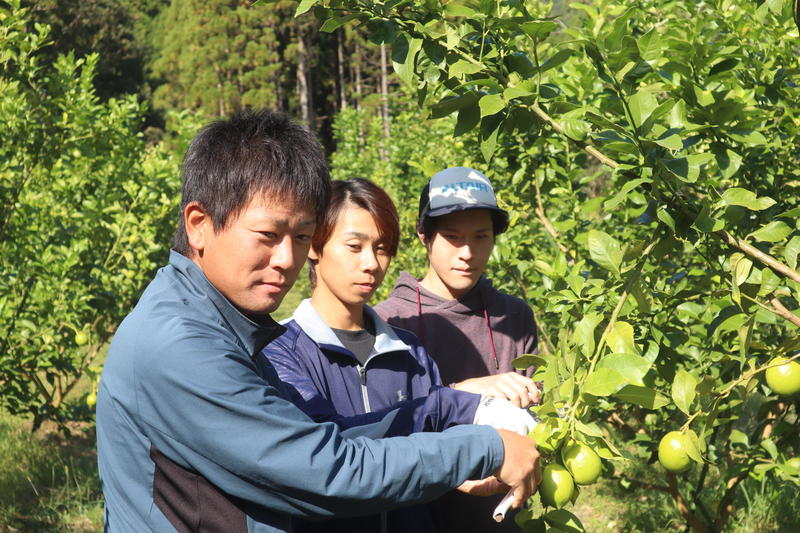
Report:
375,271,538,532
374,271,538,386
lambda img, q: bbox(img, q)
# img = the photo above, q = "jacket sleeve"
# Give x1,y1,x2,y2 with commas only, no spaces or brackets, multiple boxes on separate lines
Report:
262,335,476,437
133,329,504,520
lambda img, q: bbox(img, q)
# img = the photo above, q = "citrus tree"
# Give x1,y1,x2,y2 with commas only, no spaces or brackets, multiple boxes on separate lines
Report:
299,0,800,530
0,0,183,430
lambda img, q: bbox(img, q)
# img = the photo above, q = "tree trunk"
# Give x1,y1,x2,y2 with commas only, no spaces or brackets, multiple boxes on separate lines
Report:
337,29,347,111
296,27,313,126
379,43,390,161
354,40,362,112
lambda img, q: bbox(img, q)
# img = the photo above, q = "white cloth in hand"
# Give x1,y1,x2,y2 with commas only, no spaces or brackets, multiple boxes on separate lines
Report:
472,396,538,435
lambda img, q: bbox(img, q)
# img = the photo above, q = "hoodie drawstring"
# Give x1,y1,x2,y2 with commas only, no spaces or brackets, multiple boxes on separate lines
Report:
416,286,499,370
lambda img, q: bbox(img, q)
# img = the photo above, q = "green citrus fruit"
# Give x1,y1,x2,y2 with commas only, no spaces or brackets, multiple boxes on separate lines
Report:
765,357,800,396
561,442,602,485
86,392,97,408
75,331,88,346
529,418,566,454
785,457,800,476
539,463,574,508
658,431,692,473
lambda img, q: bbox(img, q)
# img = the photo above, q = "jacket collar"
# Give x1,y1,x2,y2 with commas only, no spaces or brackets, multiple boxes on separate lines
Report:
291,299,410,357
169,250,285,356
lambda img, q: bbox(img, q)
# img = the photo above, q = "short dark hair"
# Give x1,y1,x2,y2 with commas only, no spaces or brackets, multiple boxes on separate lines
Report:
309,178,399,287
173,109,330,255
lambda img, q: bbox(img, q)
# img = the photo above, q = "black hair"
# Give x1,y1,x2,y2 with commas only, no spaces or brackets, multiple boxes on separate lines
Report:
173,109,330,255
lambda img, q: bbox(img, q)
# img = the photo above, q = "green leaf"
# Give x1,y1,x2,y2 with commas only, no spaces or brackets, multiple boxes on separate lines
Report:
503,80,535,100
544,509,585,533
520,21,559,41
540,49,574,73
760,438,778,459
449,59,484,77
604,177,652,209
729,429,749,447
728,129,768,146
512,354,548,370
654,133,683,150
478,93,505,117
784,235,800,270
430,92,478,118
562,118,590,141
575,421,605,438
596,353,651,385
295,0,318,16
605,321,637,354
584,368,628,396
685,430,705,463
662,153,713,183
692,204,724,233
748,221,792,243
575,313,603,357
731,253,753,286
613,385,669,409
671,369,697,415
588,230,623,278
443,2,478,17
629,89,658,128
454,104,480,136
720,188,776,211
392,35,423,86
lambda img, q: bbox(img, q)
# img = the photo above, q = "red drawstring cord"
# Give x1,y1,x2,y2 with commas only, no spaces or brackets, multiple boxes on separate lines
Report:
416,285,499,370
483,305,500,370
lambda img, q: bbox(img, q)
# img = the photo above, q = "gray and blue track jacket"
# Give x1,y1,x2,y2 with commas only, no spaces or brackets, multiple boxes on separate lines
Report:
262,300,482,532
96,251,504,533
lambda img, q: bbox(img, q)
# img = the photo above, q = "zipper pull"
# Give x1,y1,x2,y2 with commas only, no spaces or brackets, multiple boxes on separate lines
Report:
359,365,367,386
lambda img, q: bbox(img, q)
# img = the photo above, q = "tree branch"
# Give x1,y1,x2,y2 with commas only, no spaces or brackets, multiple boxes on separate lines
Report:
530,103,620,169
769,295,800,328
666,472,710,533
716,231,800,284
533,170,574,262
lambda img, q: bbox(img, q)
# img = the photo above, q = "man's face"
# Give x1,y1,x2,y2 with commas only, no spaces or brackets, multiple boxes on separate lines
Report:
312,204,392,311
188,193,316,315
422,209,494,299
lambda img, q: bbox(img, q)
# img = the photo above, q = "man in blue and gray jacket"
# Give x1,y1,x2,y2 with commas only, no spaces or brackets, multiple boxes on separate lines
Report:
96,110,541,533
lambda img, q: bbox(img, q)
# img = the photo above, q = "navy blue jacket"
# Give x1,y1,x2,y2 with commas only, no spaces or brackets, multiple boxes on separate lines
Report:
96,251,504,533
262,300,481,532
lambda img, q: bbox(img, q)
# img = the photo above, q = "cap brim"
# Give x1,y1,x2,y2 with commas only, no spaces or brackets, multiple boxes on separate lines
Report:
427,203,507,218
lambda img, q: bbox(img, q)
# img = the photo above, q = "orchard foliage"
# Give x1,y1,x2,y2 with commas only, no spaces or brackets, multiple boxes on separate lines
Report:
311,0,800,530
0,1,182,429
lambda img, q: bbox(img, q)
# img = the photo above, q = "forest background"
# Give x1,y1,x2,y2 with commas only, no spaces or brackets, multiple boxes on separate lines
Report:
1,0,800,531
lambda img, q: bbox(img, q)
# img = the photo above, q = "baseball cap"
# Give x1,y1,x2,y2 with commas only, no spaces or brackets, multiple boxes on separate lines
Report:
417,167,509,234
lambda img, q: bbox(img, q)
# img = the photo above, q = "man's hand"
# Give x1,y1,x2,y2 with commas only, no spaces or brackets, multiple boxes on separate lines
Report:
453,372,541,408
456,477,508,496
472,396,538,435
494,429,541,509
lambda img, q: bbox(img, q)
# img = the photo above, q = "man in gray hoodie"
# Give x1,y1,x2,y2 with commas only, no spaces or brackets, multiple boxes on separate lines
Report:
375,166,540,531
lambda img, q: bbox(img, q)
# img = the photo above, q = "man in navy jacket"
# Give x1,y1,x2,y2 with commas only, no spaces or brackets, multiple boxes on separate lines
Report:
96,110,541,532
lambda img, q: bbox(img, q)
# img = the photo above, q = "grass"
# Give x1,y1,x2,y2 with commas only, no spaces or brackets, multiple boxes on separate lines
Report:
0,411,102,533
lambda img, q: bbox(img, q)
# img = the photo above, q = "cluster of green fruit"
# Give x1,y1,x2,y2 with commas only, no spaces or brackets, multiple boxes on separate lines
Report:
529,423,603,509
657,356,800,474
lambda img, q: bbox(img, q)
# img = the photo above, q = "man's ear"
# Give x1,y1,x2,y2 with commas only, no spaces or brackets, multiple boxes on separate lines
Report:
307,247,320,264
417,232,427,247
185,202,211,254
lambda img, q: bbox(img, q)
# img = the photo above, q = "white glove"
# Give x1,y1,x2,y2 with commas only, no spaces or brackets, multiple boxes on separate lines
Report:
472,396,538,436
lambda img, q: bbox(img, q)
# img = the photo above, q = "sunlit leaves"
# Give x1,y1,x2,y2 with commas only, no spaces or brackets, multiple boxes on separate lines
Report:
587,230,623,278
